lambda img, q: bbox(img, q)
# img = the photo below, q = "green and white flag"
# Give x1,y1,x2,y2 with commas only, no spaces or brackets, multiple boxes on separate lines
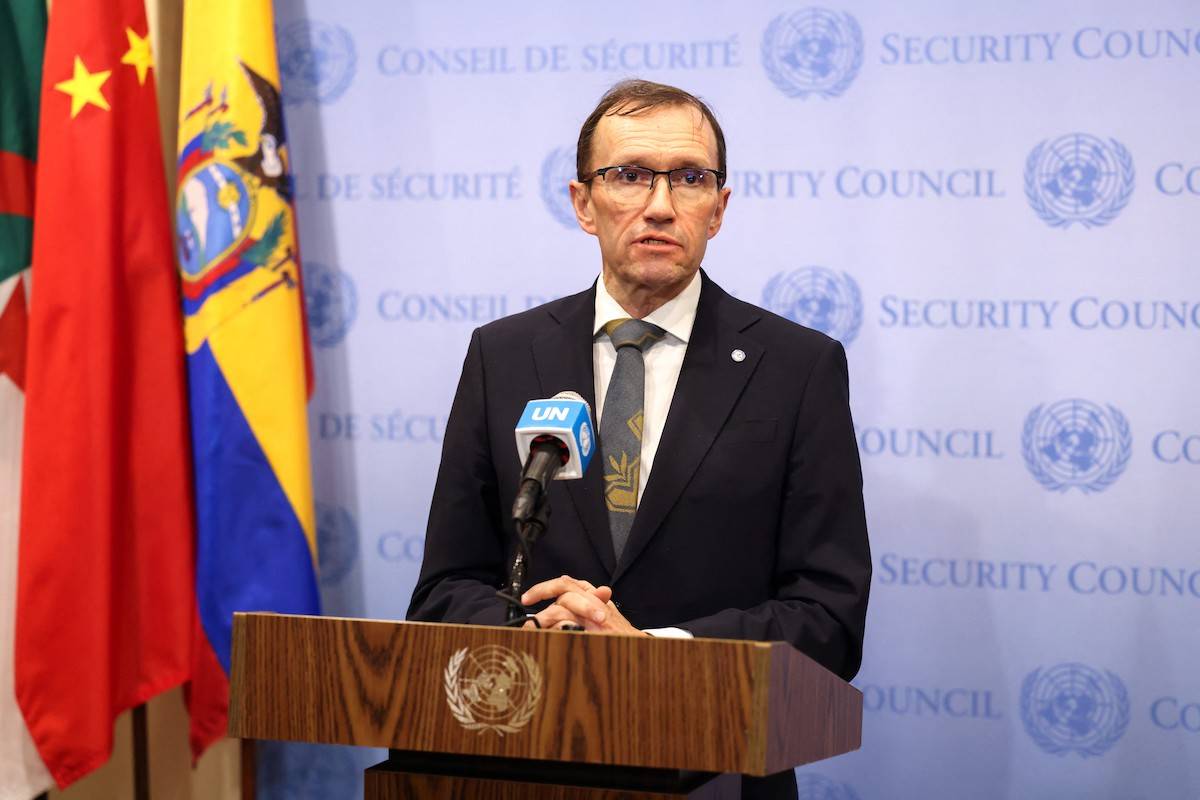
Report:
0,1,52,796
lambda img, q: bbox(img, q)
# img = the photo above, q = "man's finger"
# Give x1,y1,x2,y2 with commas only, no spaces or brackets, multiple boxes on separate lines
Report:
520,575,586,605
554,589,608,624
532,604,586,630
521,574,594,606
591,585,613,604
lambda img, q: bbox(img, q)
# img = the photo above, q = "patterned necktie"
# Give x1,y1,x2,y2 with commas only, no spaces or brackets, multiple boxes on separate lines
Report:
599,318,667,562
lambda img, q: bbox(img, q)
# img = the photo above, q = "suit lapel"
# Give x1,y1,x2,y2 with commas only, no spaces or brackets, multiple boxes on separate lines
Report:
531,284,617,576
612,273,764,584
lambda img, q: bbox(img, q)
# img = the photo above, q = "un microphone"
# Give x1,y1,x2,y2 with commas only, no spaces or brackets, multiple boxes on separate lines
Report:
510,391,595,526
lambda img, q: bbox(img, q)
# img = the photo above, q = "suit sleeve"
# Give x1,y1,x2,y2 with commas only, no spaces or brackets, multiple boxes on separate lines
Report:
405,328,510,626
676,339,871,680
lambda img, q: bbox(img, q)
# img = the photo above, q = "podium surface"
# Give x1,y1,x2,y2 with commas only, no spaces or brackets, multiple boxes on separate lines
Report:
229,612,862,796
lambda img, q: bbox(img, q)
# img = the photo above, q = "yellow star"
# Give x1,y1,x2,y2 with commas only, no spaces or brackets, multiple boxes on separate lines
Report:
54,56,111,118
121,28,154,85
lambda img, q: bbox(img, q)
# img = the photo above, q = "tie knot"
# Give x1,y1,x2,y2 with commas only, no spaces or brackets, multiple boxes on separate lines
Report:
604,318,667,352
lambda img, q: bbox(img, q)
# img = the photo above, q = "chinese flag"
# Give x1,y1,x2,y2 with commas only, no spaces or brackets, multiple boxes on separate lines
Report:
15,0,197,786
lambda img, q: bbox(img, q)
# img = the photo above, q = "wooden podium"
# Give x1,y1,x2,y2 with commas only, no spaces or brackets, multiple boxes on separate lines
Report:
228,612,862,798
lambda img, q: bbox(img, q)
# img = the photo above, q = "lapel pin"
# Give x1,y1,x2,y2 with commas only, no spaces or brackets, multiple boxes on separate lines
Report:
731,349,746,363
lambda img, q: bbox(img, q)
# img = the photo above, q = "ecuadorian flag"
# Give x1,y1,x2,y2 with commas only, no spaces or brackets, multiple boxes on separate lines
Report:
175,0,320,680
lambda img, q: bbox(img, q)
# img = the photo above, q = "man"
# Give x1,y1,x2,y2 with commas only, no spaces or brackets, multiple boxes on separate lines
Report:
407,79,870,798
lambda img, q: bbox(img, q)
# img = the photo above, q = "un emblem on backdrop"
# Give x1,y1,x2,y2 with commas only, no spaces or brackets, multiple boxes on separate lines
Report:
278,19,357,105
1025,133,1135,229
259,742,360,800
1021,663,1130,757
796,773,862,800
304,263,357,347
1022,399,1132,493
761,8,864,99
540,146,578,229
315,502,359,586
762,267,863,345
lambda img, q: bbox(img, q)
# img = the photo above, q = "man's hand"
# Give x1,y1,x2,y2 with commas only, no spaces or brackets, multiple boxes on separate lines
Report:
520,575,647,635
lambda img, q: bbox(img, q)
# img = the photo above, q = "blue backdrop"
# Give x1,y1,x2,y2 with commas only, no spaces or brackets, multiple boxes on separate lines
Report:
263,2,1200,797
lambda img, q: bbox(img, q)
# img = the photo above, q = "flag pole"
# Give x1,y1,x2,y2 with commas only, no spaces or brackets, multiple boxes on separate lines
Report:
132,703,149,800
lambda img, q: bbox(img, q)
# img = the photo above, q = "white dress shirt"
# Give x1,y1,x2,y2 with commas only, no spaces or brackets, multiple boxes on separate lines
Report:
593,271,701,639
593,271,700,505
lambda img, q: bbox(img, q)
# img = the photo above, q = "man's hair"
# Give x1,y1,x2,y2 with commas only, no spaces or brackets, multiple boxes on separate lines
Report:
575,79,727,184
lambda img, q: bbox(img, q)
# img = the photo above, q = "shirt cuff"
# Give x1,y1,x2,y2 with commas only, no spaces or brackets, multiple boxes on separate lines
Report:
643,626,693,639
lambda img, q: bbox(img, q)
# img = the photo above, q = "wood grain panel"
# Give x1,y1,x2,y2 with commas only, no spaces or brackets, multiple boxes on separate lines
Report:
229,613,860,776
763,641,862,773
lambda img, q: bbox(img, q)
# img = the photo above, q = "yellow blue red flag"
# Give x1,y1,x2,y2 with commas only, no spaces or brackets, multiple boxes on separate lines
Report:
175,0,320,706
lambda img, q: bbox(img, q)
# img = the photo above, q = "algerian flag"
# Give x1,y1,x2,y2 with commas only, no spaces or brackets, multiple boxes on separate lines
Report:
0,1,53,796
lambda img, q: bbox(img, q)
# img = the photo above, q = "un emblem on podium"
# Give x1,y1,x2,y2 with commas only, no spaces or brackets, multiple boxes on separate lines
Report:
279,19,357,106
797,773,861,800
1021,663,1130,757
762,267,863,346
541,146,579,229
1022,399,1132,494
1024,133,1135,229
303,263,357,348
761,8,863,99
444,646,543,735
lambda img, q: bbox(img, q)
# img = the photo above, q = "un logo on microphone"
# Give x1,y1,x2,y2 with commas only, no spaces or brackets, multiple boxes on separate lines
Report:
316,503,359,587
761,8,864,99
304,263,357,348
1022,399,1132,494
279,19,357,106
762,267,863,346
1021,663,1130,757
796,773,861,800
540,146,578,229
1025,133,1135,229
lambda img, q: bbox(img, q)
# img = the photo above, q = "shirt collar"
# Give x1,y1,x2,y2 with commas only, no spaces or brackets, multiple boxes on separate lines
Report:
593,270,701,344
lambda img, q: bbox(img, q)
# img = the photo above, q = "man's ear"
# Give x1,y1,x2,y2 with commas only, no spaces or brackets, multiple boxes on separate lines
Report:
569,180,597,235
706,186,732,240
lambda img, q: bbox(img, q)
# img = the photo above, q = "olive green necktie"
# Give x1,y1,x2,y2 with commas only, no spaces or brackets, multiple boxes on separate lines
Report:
599,318,667,561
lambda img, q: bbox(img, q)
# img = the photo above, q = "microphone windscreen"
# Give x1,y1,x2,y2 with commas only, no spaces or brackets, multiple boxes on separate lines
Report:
513,393,595,480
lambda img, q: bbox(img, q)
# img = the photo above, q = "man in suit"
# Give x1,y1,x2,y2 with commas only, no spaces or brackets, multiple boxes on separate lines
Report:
407,79,870,798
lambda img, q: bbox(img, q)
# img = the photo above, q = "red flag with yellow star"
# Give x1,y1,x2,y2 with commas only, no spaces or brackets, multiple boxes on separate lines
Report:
15,0,197,787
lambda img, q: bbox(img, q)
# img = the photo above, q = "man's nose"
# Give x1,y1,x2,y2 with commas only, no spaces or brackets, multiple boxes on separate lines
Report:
643,174,676,220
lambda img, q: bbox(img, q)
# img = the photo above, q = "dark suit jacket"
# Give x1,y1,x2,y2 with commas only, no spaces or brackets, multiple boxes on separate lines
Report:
408,270,871,681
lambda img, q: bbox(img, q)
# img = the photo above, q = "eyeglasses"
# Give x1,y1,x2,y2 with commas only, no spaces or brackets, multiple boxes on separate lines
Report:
584,165,725,204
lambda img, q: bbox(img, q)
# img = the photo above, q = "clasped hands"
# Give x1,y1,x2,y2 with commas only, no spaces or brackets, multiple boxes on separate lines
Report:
520,575,646,635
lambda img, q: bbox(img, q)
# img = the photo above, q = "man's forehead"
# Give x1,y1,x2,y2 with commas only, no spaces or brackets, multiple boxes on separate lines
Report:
593,104,717,161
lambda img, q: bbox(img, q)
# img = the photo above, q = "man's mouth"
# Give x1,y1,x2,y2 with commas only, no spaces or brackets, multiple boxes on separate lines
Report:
635,235,680,247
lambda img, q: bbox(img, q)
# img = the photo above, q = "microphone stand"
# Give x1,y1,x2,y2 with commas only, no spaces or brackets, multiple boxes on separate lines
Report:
501,492,551,625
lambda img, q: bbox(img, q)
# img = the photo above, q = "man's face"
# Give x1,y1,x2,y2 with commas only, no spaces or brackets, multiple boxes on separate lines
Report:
569,104,730,298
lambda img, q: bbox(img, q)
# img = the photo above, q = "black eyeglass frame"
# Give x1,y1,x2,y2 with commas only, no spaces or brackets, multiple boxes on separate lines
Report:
582,165,728,191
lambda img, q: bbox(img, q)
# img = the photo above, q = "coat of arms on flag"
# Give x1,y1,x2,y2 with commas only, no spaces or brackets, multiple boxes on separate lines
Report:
176,61,299,352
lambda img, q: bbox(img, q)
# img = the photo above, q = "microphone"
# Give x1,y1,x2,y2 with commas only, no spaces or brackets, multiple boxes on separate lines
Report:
511,391,595,525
